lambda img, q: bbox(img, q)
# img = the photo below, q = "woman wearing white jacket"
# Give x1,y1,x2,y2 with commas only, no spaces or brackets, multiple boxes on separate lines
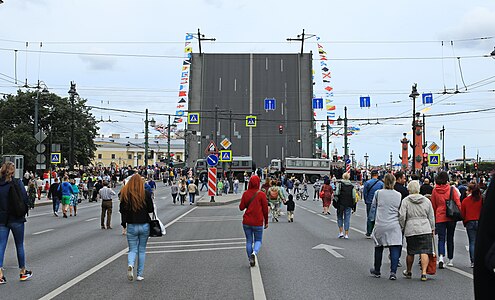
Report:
399,180,435,281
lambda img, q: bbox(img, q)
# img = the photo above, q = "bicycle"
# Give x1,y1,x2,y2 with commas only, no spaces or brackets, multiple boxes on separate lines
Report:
295,190,309,201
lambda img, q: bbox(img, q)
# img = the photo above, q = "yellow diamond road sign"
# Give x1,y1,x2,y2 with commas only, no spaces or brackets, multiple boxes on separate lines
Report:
428,142,439,154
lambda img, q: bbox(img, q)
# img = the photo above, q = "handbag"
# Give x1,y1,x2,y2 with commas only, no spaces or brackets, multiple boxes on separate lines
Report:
149,211,165,237
445,187,463,221
427,235,437,275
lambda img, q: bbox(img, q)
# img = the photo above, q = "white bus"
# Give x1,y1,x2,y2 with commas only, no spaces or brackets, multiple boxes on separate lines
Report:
269,157,344,183
194,156,256,181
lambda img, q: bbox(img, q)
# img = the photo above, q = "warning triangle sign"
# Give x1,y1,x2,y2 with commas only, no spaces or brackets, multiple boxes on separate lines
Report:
205,141,218,154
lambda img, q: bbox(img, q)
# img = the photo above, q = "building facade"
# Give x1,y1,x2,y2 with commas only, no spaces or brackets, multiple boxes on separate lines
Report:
93,135,184,168
186,53,315,168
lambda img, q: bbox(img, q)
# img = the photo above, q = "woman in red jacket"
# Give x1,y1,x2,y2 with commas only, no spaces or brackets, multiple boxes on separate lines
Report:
461,183,482,268
431,171,461,269
239,176,268,267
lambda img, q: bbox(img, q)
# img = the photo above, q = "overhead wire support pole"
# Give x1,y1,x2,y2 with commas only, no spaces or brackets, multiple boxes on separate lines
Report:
144,108,149,167
286,29,316,56
68,81,78,171
195,28,216,56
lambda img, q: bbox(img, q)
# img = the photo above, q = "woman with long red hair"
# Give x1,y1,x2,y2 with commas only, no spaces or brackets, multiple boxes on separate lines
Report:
120,174,154,282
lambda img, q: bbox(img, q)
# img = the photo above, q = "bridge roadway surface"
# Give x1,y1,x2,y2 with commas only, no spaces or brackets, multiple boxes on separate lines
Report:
1,184,475,299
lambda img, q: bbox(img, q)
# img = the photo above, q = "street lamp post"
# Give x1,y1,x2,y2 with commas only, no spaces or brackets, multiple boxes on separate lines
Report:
350,150,355,168
144,108,156,167
68,81,78,171
364,153,369,170
409,83,420,174
440,125,445,169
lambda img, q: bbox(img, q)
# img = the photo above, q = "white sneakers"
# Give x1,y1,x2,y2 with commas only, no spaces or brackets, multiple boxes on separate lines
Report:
438,255,444,269
127,265,134,281
447,259,454,267
344,234,349,239
136,276,144,281
338,232,344,238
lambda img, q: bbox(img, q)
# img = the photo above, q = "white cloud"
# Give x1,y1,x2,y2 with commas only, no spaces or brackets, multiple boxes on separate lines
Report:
440,7,495,50
79,55,116,71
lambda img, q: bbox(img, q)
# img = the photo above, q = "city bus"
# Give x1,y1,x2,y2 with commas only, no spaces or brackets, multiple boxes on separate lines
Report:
194,156,256,181
269,157,344,183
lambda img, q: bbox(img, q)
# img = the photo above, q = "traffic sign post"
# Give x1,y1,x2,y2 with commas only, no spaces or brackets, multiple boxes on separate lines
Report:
312,98,323,109
219,150,232,162
264,98,276,111
428,154,441,167
208,167,217,202
205,140,218,154
246,116,257,127
188,112,200,125
220,138,231,149
206,154,219,167
51,153,62,164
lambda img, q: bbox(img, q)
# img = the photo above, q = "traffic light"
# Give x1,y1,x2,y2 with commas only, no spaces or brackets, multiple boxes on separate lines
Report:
278,125,283,134
423,153,428,164
474,162,478,170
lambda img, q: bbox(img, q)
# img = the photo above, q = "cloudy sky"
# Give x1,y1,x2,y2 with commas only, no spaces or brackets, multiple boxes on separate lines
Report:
0,0,494,166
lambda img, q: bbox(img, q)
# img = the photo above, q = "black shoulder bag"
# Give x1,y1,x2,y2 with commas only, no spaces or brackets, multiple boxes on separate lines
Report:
445,187,463,221
9,179,27,218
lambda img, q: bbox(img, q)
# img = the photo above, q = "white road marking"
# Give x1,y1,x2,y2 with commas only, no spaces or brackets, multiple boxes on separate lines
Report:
300,206,366,235
177,218,240,223
312,244,344,258
250,261,267,300
446,266,473,279
32,229,54,235
301,203,476,279
40,207,198,300
85,217,98,222
147,246,245,254
148,237,245,245
147,242,245,249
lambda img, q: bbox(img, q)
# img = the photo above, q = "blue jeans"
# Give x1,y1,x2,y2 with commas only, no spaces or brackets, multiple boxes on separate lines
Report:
0,222,26,269
52,196,60,213
337,207,352,231
127,223,150,277
436,221,457,259
374,245,402,274
466,221,478,263
366,202,374,235
242,225,263,258
189,193,195,204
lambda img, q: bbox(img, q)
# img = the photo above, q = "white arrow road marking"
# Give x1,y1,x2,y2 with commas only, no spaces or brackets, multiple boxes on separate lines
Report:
312,244,344,258
85,217,98,222
33,229,54,235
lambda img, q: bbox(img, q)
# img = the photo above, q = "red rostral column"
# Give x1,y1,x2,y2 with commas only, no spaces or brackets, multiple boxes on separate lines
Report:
413,115,424,171
399,133,410,171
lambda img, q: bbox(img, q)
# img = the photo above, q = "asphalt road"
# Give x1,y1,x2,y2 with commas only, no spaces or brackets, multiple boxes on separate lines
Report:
0,184,475,299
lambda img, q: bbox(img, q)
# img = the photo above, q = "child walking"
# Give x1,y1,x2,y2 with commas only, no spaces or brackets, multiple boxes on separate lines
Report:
285,194,295,222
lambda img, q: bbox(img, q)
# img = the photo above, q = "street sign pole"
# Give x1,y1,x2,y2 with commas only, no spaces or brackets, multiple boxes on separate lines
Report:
208,167,217,202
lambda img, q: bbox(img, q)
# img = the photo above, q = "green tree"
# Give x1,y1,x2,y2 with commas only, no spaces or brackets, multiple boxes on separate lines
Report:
0,90,99,171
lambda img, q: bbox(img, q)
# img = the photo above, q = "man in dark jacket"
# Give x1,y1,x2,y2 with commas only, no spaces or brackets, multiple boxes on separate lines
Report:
47,177,61,216
363,170,384,238
474,173,495,298
394,171,409,200
420,178,434,196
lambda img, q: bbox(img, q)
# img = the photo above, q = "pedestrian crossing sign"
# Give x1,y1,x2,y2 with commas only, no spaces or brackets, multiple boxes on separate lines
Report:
51,153,61,164
246,115,257,127
219,150,232,162
428,154,441,166
188,113,200,125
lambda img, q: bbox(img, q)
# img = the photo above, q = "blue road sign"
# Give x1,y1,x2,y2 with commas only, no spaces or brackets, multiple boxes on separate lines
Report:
51,153,61,164
312,97,323,109
219,150,232,162
207,154,219,167
345,158,351,164
246,115,257,127
428,154,441,166
264,98,276,111
359,96,371,108
422,93,433,104
188,113,200,124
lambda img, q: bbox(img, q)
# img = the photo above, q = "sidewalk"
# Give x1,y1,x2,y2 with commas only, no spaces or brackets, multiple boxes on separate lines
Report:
196,193,242,206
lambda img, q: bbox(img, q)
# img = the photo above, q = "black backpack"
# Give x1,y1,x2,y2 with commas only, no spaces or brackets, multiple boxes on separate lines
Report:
9,179,27,218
